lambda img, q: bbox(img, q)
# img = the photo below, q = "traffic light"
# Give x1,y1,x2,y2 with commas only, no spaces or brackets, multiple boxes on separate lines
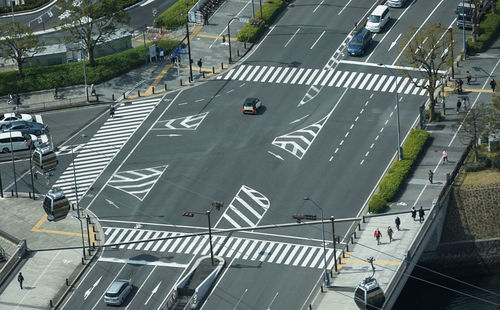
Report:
182,212,194,217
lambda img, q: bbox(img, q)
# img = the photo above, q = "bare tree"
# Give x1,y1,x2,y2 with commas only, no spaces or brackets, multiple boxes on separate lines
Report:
56,0,130,67
486,95,500,132
0,21,45,77
453,102,488,161
398,23,454,122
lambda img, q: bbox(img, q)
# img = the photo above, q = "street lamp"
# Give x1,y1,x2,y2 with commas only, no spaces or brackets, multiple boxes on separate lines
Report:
81,48,89,102
182,201,224,265
303,197,330,288
71,139,86,260
185,17,193,82
378,64,403,161
8,116,18,197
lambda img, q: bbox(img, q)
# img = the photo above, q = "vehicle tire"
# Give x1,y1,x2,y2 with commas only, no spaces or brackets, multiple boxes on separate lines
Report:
35,130,41,136
2,147,9,153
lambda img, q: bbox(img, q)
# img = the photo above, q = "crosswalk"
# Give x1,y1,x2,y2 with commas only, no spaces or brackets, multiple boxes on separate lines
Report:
104,227,334,269
53,98,160,203
217,65,428,96
108,165,168,201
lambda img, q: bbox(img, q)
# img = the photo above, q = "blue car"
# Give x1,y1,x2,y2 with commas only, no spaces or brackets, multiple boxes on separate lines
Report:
2,120,47,136
348,29,372,56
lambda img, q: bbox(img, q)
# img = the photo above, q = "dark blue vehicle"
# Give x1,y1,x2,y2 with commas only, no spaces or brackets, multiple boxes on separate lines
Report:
348,29,372,56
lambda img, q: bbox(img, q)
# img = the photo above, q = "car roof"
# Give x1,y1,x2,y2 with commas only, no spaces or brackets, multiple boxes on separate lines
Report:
244,98,259,105
0,131,24,138
372,5,388,15
107,280,130,293
354,28,370,39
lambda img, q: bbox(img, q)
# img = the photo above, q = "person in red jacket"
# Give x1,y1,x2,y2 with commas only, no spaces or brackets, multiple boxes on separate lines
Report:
374,228,382,245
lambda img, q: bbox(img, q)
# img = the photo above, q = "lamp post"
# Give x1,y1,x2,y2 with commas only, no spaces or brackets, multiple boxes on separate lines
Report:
185,17,193,82
462,0,466,59
227,17,237,63
182,201,224,266
71,143,86,260
378,64,403,161
448,28,454,79
330,216,337,272
8,117,18,197
303,197,330,288
11,0,14,22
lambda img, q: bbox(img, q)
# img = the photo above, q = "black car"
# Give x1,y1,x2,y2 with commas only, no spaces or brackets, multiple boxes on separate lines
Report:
242,98,262,114
2,120,47,136
348,29,372,56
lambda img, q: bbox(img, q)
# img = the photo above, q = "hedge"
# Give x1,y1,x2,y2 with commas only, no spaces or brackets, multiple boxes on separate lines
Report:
238,0,286,43
467,0,500,54
368,129,430,213
0,40,180,95
153,0,198,30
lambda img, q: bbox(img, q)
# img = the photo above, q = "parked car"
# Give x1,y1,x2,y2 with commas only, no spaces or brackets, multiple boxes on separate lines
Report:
1,120,47,136
348,29,372,56
242,98,262,115
0,113,33,127
104,279,133,306
0,132,39,153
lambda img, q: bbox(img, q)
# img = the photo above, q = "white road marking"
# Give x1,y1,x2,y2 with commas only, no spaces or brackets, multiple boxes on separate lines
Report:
284,28,301,48
388,33,402,51
313,0,324,12
310,31,325,49
84,276,102,300
97,257,188,267
144,281,161,306
267,151,284,160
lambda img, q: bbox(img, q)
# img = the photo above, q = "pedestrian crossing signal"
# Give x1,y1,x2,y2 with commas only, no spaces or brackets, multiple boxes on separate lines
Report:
182,212,194,217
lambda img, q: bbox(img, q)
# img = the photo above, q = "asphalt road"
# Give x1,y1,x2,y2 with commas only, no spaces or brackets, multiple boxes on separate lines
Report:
4,0,471,309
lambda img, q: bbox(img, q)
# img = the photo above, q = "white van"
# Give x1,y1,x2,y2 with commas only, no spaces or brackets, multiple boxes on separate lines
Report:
366,5,390,33
0,132,38,153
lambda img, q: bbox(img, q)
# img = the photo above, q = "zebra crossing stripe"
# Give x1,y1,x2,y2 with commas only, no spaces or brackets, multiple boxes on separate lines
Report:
267,243,284,263
283,68,297,83
283,245,300,265
275,244,292,264
144,232,161,251
224,69,236,80
231,65,246,80
253,66,268,81
234,239,250,259
261,66,275,82
222,212,241,228
389,76,402,93
275,67,289,83
301,247,318,267
260,242,274,262
373,75,387,91
160,234,176,252
327,71,341,87
305,69,320,85
351,72,365,89
168,237,183,252
381,76,395,92
313,69,328,85
335,71,349,87
175,236,191,253
358,73,371,89
121,229,137,249
184,235,201,254
405,79,415,94
105,228,121,245
251,241,267,261
226,238,243,257
298,68,312,85
238,65,253,80
292,246,309,266
268,67,282,83
343,72,357,88
365,73,379,90
217,237,233,256
136,231,153,250
398,77,409,93
191,236,207,255
309,249,324,268
290,68,305,84
242,240,259,260
246,65,261,81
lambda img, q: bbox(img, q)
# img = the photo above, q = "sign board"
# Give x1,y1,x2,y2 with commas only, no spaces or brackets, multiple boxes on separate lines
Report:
239,18,250,23
149,44,157,62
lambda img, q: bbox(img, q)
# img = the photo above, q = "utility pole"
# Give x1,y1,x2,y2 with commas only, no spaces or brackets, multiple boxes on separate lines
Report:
449,28,454,79
81,48,89,102
11,0,14,22
186,17,193,82
143,24,148,65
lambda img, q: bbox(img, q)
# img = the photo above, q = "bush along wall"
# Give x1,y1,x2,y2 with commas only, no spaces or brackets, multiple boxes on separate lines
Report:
467,0,500,54
153,0,198,30
237,0,286,43
368,129,430,213
0,40,180,96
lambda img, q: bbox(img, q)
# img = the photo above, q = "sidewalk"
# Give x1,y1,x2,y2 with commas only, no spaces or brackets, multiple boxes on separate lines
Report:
312,43,500,309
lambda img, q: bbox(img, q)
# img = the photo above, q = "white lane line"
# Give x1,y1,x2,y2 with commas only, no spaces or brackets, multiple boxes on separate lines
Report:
388,33,402,51
289,114,309,124
338,0,353,15
310,30,326,49
313,0,324,12
284,28,301,48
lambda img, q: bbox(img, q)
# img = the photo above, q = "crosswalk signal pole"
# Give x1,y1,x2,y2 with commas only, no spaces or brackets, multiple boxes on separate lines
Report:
207,210,214,266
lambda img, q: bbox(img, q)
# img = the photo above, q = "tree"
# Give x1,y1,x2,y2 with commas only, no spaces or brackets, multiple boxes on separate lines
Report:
0,21,45,77
398,24,454,122
486,95,500,132
56,0,130,67
453,102,488,161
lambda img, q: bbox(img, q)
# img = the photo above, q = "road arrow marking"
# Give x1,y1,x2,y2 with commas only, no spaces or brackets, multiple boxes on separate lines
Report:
145,281,161,305
105,199,119,209
388,33,402,52
157,134,183,137
84,276,102,300
267,151,284,161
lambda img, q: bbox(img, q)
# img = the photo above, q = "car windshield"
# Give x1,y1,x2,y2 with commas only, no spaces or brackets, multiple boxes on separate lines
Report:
457,6,473,15
350,38,363,46
368,15,380,23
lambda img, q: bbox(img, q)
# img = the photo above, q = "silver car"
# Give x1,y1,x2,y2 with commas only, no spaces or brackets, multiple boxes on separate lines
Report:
104,279,133,306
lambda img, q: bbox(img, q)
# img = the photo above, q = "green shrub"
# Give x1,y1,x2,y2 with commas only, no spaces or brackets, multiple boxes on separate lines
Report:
238,0,286,42
153,0,198,30
402,129,429,161
369,194,388,214
238,23,266,43
0,40,180,95
425,109,442,122
467,1,500,53
491,156,500,170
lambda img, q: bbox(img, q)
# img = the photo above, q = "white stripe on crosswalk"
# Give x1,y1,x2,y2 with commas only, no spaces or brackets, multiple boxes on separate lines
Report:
305,69,319,85
253,65,267,81
343,72,357,88
335,71,349,87
267,243,284,263
175,236,191,253
231,65,246,80
283,68,297,83
388,76,401,93
283,245,300,265
238,65,253,80
297,68,312,85
358,73,371,89
398,77,409,93
224,69,235,80
191,236,207,255
242,240,259,260
246,66,261,81
373,75,387,91
151,232,168,251
309,248,324,268
226,238,242,257
184,235,201,254
351,72,365,89
275,244,292,264
328,71,342,87
292,246,309,266
301,247,318,267
260,242,274,262
365,73,378,90
251,241,267,260
261,66,275,82
313,69,328,85
234,239,250,259
290,68,305,84
217,237,233,256
268,67,282,83
275,67,289,83
381,76,394,92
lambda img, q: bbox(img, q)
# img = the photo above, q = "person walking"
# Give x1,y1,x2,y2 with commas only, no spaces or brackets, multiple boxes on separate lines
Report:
428,170,434,184
197,58,203,74
374,228,382,245
387,226,394,243
411,207,417,221
395,216,401,231
466,71,472,85
490,79,497,92
418,207,425,223
109,105,115,118
456,99,462,112
90,84,96,96
18,272,24,289
8,92,13,104
442,150,449,164
458,78,464,94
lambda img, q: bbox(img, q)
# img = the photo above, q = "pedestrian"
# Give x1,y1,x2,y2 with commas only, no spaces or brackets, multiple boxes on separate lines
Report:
197,58,202,74
222,35,226,44
90,84,96,96
466,71,471,85
387,226,393,243
411,207,417,221
395,216,401,231
457,78,464,94
15,93,20,106
53,87,58,99
8,92,13,104
18,272,24,289
428,170,434,184
159,48,164,62
456,99,462,112
442,150,449,164
109,105,115,118
490,79,497,92
374,228,382,245
418,207,425,223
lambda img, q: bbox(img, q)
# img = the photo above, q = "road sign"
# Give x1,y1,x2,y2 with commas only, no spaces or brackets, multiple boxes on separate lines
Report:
239,17,249,23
